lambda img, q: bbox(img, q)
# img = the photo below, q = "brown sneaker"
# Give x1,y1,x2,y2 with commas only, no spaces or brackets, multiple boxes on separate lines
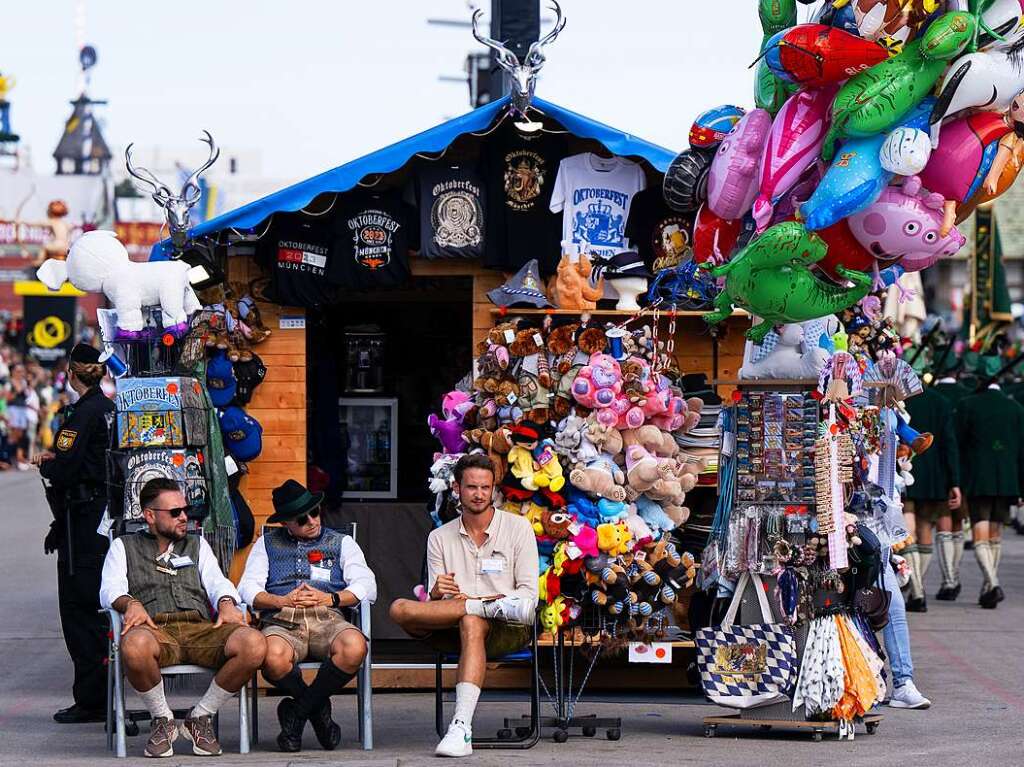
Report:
145,716,178,758
181,714,222,756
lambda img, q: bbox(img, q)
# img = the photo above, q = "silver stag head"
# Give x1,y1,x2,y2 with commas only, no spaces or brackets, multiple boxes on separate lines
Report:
125,131,220,250
472,1,566,115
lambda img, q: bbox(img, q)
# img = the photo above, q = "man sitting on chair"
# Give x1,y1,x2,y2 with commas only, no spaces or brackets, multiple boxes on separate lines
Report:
99,477,267,758
238,479,376,753
389,454,538,758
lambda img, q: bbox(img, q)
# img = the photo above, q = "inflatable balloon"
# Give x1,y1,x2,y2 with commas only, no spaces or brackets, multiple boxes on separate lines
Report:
847,176,967,273
755,56,800,117
772,162,822,224
815,218,882,284
976,0,1024,50
703,221,872,342
930,45,1024,143
852,0,939,43
958,99,1024,219
814,0,861,35
753,84,838,232
879,126,933,175
689,105,746,151
692,204,743,263
918,111,1010,234
765,24,888,87
707,109,772,221
823,11,975,162
663,149,713,213
802,98,933,230
758,0,797,43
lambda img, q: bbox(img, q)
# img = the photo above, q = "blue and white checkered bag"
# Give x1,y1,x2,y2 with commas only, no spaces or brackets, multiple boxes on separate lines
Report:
695,572,797,709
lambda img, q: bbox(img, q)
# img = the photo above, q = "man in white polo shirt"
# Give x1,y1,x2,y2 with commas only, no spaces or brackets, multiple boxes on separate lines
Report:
389,453,538,757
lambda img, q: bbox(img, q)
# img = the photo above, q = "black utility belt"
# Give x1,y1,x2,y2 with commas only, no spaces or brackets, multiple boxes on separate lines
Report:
65,486,105,504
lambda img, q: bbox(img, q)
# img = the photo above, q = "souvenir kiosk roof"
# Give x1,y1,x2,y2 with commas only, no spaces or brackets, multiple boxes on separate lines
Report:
151,95,676,260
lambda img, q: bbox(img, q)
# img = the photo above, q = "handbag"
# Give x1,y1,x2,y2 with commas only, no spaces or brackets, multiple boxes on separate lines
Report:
853,568,891,631
695,571,797,709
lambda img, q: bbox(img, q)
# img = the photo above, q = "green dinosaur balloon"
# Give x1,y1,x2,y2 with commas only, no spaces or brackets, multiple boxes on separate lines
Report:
758,0,796,45
821,11,976,162
755,59,799,117
703,221,872,343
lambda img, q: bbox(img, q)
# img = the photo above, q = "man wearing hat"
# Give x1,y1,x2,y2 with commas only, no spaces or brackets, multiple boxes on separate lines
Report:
238,479,376,752
33,342,115,723
955,356,1024,608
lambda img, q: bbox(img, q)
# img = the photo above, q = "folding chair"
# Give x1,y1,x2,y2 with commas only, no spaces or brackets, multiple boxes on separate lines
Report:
434,622,540,749
104,607,251,759
249,521,374,750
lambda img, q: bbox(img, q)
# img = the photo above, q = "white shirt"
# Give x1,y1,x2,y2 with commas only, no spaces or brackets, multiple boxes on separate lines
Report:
237,532,378,607
99,535,241,611
549,153,646,259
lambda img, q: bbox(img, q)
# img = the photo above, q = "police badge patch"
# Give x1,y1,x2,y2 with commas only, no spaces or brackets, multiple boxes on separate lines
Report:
56,430,78,451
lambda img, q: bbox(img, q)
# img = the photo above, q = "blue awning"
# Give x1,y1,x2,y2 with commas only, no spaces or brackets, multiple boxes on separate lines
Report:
151,95,676,260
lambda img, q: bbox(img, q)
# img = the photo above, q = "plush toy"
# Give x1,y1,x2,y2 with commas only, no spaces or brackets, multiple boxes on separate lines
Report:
567,491,603,528
537,508,575,540
540,596,575,634
553,414,591,466
427,412,467,455
511,327,553,423
633,494,679,533
597,497,629,524
531,438,566,492
502,422,543,500
464,426,513,479
554,253,605,310
571,353,626,426
597,521,633,556
565,523,599,560
39,230,202,339
624,504,655,549
495,380,524,424
589,560,636,616
586,419,624,456
547,322,586,419
569,454,627,502
739,319,838,380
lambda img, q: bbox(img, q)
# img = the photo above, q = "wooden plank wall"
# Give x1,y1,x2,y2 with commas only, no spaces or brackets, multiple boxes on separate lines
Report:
226,256,307,581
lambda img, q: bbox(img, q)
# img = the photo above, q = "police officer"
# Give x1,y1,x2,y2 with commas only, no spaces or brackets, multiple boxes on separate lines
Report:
34,343,115,723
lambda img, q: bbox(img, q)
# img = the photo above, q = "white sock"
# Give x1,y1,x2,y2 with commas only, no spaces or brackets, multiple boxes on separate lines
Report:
935,532,955,589
452,682,481,729
992,539,1002,575
974,540,999,590
918,544,933,583
952,531,965,584
138,679,174,721
190,680,234,719
465,599,486,618
905,545,923,599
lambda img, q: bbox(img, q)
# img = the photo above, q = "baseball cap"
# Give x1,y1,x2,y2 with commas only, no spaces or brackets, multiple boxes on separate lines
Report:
233,353,267,406
219,405,263,461
206,350,237,408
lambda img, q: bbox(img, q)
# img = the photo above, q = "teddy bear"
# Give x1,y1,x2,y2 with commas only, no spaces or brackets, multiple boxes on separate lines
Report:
586,418,624,457
463,426,514,479
620,430,664,493
536,508,574,540
546,322,582,419
588,560,636,616
620,357,652,406
596,521,633,556
624,503,655,549
510,327,552,423
531,438,565,492
633,493,679,534
569,454,627,502
473,349,505,396
494,380,524,424
477,321,518,368
637,536,697,597
636,424,679,459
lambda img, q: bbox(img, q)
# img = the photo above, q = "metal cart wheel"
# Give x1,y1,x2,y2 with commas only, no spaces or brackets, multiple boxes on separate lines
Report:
515,726,532,737
606,728,621,741
866,721,879,735
811,730,823,742
553,729,569,743
497,729,512,740
582,726,597,737
704,725,717,738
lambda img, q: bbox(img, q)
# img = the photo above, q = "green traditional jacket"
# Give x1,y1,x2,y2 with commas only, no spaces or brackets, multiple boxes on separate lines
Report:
955,388,1024,499
933,380,972,408
905,388,959,501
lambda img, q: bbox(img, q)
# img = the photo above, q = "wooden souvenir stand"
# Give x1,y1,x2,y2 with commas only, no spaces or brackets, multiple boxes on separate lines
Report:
226,250,749,691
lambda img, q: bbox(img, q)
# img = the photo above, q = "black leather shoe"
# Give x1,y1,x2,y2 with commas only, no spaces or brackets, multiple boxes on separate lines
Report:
276,698,305,752
935,586,957,601
53,704,105,724
979,588,999,609
952,582,962,599
994,586,1005,603
310,699,342,750
905,596,928,613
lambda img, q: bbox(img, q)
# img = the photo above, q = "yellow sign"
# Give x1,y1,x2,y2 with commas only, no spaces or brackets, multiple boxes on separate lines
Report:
28,315,71,349
13,280,85,297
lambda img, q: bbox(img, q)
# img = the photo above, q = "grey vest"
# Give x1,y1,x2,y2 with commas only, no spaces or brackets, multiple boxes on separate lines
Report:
123,533,211,619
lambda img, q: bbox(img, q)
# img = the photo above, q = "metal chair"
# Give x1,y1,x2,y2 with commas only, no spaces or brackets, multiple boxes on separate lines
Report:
103,607,251,759
434,622,540,749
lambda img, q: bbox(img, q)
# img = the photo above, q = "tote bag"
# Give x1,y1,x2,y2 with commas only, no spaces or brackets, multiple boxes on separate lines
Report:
695,571,797,709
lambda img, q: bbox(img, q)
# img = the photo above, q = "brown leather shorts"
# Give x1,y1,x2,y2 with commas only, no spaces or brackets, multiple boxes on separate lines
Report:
262,606,361,663
141,610,245,669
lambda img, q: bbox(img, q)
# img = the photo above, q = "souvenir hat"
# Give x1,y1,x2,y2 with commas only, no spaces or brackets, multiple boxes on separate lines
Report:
219,405,263,461
487,259,553,308
233,353,267,406
268,478,325,524
206,350,237,407
590,251,653,280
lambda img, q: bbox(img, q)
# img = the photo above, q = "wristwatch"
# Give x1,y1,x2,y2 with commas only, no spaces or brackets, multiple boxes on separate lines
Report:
331,592,341,609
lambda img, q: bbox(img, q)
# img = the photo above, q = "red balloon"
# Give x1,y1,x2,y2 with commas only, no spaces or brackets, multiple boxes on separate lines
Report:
814,219,883,283
692,204,742,263
771,24,888,88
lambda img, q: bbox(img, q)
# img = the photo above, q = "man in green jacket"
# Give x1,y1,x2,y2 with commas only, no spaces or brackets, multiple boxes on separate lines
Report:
955,365,1024,608
904,386,961,609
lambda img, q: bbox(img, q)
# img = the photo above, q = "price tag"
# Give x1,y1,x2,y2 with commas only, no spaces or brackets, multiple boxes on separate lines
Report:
628,642,672,664
533,333,544,347
279,316,306,330
504,329,516,343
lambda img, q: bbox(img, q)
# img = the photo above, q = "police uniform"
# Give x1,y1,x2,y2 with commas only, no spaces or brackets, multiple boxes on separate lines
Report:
39,344,115,721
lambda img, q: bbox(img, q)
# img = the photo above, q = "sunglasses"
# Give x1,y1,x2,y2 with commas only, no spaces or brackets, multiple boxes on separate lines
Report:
292,508,321,527
146,505,190,519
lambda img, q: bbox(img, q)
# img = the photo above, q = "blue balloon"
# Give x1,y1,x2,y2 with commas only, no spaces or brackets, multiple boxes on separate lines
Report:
802,98,935,232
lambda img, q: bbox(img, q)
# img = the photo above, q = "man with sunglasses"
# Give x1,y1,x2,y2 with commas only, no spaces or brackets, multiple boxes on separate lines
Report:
99,477,267,758
238,479,376,753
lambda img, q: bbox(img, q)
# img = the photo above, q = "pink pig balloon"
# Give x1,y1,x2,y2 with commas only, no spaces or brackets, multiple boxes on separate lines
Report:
752,84,838,233
708,109,772,221
847,176,967,273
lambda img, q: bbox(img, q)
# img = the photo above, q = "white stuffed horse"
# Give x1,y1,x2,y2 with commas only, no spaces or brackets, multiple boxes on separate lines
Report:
37,230,201,340
739,317,840,381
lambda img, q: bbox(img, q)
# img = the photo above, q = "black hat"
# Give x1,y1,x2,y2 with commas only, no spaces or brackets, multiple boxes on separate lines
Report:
233,353,267,406
268,479,324,523
69,343,101,365
590,251,653,281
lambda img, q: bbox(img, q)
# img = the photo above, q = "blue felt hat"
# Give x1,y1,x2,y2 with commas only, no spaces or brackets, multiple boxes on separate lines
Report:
206,350,237,407
219,406,263,461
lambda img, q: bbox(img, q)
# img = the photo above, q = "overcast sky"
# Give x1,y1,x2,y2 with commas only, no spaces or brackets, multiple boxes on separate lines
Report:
5,0,792,182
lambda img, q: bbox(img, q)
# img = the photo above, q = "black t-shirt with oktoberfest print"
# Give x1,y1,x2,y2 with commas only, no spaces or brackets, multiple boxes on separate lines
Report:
409,163,486,259
255,213,338,310
333,190,417,290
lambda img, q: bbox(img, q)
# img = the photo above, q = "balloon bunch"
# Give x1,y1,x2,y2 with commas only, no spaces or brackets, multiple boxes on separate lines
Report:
663,0,1024,341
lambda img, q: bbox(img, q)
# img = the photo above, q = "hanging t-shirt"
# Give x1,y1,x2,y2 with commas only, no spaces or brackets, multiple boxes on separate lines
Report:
483,122,568,277
624,187,694,272
549,153,647,259
255,213,338,310
333,190,417,290
410,163,486,259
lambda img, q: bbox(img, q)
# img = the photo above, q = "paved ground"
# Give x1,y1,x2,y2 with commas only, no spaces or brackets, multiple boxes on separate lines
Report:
1,469,1022,766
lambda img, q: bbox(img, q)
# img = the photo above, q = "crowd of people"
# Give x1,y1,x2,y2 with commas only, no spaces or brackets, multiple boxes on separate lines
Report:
0,338,71,471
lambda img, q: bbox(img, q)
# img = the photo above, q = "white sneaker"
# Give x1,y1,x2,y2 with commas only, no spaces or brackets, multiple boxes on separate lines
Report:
481,595,536,625
889,680,931,709
435,719,473,757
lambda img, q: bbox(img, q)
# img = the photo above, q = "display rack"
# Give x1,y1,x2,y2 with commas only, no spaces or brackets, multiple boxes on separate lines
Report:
703,712,882,741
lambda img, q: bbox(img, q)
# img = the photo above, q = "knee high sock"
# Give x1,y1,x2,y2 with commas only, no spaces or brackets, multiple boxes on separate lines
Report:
269,664,308,700
992,539,1002,577
973,540,999,591
453,682,481,728
138,679,174,721
191,680,234,719
296,660,356,718
904,544,923,599
935,532,956,589
917,543,933,595
952,531,965,585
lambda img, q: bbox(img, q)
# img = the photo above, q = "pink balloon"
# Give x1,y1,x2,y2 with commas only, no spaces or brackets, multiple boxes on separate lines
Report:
918,112,1010,204
708,109,772,221
752,84,838,233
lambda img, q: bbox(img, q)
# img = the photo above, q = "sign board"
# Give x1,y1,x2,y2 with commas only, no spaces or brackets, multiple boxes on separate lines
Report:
22,294,77,366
